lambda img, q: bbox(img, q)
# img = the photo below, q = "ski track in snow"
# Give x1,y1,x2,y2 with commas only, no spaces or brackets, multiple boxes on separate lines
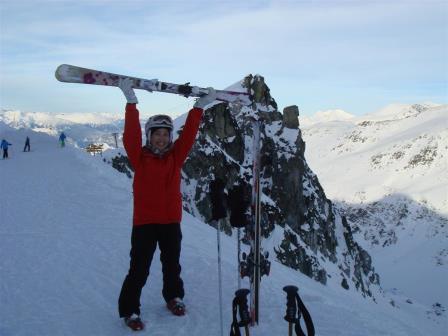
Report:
0,127,446,335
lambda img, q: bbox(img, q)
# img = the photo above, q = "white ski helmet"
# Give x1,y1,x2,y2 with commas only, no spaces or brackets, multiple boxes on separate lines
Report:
145,114,173,142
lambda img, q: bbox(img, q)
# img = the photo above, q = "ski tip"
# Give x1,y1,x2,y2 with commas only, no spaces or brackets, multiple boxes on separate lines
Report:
55,64,70,82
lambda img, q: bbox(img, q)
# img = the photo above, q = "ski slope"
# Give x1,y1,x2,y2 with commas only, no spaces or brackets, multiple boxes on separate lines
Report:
0,124,445,335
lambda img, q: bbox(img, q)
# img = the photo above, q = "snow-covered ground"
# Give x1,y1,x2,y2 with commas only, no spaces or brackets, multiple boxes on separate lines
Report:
1,124,446,335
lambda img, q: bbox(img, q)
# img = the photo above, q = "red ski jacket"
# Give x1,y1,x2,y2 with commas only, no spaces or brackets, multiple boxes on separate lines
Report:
123,103,203,226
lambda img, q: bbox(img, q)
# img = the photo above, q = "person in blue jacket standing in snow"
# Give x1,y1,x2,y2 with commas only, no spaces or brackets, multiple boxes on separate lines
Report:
59,132,67,147
1,139,12,159
23,136,31,152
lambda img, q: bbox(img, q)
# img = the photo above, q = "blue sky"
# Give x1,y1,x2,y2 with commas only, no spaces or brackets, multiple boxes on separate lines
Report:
0,0,447,117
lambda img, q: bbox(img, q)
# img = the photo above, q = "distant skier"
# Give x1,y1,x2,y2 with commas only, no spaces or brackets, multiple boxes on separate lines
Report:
59,132,66,147
117,78,217,331
1,139,12,159
23,136,30,152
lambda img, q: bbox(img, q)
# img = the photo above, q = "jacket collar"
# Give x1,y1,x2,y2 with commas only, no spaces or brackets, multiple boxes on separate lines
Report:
143,143,174,158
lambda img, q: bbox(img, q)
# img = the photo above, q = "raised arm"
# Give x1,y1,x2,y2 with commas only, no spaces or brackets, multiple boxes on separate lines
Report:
123,103,142,169
173,107,203,166
120,78,142,169
173,87,217,166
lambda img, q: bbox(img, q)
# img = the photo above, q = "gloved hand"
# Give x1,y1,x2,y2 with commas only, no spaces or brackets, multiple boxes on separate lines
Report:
194,87,217,109
118,78,138,104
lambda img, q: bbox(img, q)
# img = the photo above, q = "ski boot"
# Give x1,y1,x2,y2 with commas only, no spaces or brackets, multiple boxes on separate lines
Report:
124,314,145,331
167,297,186,316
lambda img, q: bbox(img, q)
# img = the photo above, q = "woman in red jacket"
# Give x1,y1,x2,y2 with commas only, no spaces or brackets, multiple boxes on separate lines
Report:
117,78,216,331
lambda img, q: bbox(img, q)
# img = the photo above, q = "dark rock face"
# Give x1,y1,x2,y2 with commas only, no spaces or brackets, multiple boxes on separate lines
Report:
283,105,300,129
181,75,380,296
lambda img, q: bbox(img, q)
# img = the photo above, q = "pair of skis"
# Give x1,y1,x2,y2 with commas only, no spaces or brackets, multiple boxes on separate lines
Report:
55,64,252,106
248,119,263,325
210,151,268,335
222,119,270,327
208,123,268,329
216,118,269,328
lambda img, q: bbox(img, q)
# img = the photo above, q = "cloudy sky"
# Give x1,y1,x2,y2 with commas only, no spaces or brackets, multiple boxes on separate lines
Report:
0,0,447,117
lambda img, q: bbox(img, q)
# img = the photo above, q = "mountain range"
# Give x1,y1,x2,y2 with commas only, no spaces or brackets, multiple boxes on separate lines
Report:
300,102,447,308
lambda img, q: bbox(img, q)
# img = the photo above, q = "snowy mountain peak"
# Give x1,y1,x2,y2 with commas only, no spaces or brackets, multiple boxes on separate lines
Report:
303,103,447,212
301,109,355,126
364,102,442,121
54,112,122,125
0,109,122,128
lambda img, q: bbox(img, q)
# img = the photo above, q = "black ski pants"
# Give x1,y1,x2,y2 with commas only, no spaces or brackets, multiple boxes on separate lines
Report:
2,149,8,159
118,223,184,318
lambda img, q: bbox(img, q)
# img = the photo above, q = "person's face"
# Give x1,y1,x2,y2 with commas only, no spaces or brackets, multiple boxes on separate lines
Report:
150,128,170,150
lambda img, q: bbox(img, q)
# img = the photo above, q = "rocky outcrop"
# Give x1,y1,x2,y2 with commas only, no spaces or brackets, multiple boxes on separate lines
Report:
283,105,300,129
181,75,380,297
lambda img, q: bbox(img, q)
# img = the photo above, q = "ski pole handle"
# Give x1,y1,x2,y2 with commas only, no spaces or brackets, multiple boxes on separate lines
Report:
283,285,298,295
235,289,251,326
283,285,299,323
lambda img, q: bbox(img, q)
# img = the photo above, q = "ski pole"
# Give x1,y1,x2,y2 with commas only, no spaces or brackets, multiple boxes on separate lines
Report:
237,228,241,289
250,118,262,326
216,218,224,336
210,178,227,336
